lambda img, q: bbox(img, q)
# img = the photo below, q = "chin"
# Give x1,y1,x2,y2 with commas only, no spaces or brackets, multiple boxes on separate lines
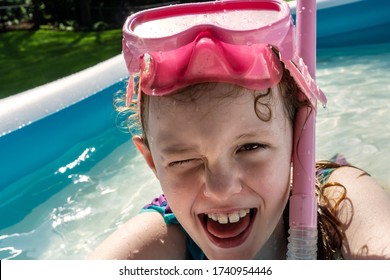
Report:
203,244,259,260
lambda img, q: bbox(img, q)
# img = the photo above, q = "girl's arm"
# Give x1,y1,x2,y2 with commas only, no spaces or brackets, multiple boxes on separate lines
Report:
87,211,187,260
328,166,390,259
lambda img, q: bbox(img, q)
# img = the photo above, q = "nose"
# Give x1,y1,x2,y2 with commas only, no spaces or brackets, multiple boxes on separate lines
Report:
203,161,242,201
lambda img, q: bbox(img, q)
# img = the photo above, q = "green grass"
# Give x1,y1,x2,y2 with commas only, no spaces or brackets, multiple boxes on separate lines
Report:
0,29,123,99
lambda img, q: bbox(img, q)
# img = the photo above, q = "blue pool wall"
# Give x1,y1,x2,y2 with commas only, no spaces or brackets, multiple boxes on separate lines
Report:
302,0,390,47
0,56,129,190
1,0,390,191
0,81,129,189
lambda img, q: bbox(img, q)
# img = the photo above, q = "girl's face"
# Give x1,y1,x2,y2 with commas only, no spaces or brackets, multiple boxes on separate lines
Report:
134,83,293,259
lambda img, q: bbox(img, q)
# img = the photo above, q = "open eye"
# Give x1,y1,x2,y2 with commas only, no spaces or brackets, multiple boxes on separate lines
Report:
237,143,267,153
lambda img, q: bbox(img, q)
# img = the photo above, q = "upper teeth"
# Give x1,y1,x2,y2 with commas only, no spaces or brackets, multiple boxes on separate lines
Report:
207,209,250,224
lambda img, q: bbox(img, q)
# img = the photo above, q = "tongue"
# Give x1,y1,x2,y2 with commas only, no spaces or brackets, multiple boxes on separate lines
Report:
206,215,250,238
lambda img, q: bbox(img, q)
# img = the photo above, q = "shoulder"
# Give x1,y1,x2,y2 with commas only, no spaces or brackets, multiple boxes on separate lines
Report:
327,166,390,259
87,211,187,260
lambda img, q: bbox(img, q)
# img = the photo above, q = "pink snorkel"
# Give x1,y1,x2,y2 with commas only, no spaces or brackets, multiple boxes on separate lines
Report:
287,0,318,260
122,0,324,259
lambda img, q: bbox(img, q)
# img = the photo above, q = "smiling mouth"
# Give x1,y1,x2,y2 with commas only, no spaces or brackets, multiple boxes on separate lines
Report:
199,208,256,248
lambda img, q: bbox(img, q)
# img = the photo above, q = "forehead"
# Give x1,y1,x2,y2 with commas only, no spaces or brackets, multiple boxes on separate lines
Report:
150,83,249,115
145,83,288,137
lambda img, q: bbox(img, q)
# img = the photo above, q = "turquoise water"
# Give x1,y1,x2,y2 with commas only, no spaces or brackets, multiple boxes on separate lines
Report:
316,43,390,188
0,42,389,260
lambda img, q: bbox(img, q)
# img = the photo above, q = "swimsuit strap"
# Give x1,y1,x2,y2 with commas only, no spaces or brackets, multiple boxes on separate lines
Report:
316,153,350,185
142,194,178,225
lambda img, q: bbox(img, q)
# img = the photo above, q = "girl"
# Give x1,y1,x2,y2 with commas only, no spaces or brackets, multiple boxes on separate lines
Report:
88,0,390,260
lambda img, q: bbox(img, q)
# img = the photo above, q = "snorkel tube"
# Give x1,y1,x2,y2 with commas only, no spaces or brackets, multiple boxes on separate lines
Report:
287,0,318,259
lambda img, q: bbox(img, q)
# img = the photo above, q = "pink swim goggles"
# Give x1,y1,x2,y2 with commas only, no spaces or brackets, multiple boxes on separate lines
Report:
122,0,326,107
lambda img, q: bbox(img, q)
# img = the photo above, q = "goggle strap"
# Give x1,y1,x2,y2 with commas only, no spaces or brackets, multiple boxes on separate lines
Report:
125,72,141,107
284,58,327,107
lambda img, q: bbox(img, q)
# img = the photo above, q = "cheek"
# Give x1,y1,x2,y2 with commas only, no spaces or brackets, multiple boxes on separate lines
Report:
243,154,291,198
157,170,202,214
263,166,290,209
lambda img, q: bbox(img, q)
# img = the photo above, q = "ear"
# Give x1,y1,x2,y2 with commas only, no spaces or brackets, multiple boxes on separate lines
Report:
132,135,158,177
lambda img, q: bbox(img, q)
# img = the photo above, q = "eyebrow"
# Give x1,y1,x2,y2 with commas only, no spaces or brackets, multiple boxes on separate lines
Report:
235,131,261,141
235,127,274,141
161,144,199,156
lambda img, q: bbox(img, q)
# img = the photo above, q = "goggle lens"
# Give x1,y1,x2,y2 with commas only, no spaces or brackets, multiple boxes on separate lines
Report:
132,9,282,38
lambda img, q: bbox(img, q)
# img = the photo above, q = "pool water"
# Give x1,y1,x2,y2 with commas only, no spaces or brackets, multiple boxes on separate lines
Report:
0,42,389,260
316,43,390,187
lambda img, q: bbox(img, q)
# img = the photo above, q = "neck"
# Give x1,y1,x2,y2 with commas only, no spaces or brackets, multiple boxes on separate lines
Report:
254,217,287,260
